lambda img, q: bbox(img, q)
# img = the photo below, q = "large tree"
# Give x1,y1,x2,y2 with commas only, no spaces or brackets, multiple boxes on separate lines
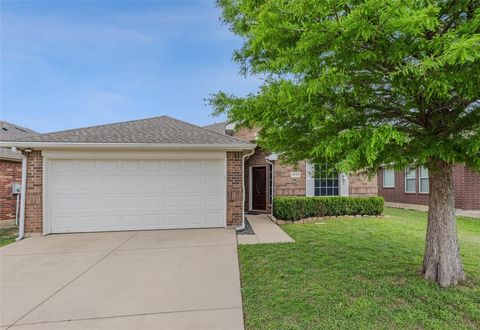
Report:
210,0,480,287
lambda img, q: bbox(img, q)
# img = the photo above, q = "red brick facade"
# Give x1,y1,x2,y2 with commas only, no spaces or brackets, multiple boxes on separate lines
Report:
226,151,243,227
0,160,22,223
378,165,480,210
24,151,43,234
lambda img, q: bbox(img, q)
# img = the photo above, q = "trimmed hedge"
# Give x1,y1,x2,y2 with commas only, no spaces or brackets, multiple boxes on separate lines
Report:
273,196,384,221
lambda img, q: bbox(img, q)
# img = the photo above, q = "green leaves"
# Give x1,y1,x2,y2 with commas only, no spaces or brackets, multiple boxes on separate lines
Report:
211,0,480,172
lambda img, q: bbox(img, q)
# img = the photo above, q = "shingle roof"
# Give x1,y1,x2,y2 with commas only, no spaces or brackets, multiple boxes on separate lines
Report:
9,116,251,146
203,122,227,135
0,121,38,161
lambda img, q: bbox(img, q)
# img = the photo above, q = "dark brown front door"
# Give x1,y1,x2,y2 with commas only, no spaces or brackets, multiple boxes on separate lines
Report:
252,166,267,210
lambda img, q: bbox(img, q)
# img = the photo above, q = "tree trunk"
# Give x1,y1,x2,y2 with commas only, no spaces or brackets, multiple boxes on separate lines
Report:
422,160,466,287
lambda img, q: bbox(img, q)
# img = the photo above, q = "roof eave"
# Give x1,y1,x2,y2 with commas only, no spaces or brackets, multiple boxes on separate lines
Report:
0,141,256,151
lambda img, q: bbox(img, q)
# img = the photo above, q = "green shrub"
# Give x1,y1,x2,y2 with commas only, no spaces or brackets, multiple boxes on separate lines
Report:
273,196,384,221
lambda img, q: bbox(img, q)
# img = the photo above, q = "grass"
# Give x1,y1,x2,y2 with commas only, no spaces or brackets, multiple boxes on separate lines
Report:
0,226,18,247
238,207,480,329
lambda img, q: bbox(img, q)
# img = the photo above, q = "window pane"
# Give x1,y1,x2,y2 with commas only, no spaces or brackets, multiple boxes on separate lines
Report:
314,163,339,196
383,168,395,187
406,167,416,179
420,178,429,193
420,166,428,178
406,179,416,192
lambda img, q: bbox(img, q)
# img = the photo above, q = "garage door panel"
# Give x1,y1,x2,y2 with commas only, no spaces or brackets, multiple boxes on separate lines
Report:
163,160,183,173
184,195,203,209
98,176,121,190
205,176,223,190
142,177,162,190
205,213,224,225
121,176,143,189
48,158,226,233
205,195,224,209
185,160,203,172
205,160,222,172
187,176,204,191
76,160,96,174
98,161,119,174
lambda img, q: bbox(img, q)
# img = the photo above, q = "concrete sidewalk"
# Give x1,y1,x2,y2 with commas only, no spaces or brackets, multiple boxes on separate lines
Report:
237,214,294,245
385,202,480,219
1,229,243,330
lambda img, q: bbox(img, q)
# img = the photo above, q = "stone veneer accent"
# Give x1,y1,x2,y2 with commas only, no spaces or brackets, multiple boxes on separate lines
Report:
274,161,306,196
24,150,43,234
0,160,22,223
348,173,378,197
226,151,243,227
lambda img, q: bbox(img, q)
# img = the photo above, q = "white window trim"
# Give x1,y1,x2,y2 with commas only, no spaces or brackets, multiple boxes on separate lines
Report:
418,166,429,194
306,162,315,197
405,167,416,193
313,163,341,197
382,168,395,188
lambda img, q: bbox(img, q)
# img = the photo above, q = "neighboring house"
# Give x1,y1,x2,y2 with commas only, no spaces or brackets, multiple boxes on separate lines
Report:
0,121,37,225
0,116,255,235
204,123,378,214
378,165,480,210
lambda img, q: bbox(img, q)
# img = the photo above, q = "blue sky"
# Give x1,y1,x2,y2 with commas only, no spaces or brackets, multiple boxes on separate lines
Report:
0,1,261,133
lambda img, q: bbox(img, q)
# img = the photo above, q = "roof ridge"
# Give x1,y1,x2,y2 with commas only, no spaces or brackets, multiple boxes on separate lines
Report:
0,121,38,134
26,115,169,138
163,116,247,144
203,121,226,127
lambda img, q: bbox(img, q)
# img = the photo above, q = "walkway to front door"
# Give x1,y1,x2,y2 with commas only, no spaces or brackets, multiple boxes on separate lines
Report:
252,166,267,210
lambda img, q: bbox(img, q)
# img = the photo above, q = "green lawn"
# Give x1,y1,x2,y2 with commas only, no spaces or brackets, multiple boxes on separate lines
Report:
0,226,18,248
238,207,480,329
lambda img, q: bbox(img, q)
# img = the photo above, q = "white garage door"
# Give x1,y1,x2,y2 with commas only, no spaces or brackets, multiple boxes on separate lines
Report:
47,158,226,233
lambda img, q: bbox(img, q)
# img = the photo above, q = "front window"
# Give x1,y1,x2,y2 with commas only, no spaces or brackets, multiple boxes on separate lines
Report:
419,166,429,193
383,168,395,187
314,163,339,196
405,167,416,193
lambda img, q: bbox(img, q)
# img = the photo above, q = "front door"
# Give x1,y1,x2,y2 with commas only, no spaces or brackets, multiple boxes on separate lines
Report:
252,166,267,210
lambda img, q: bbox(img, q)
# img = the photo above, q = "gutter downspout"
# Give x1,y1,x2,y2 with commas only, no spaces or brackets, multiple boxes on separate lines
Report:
236,148,255,231
265,157,275,215
12,147,27,241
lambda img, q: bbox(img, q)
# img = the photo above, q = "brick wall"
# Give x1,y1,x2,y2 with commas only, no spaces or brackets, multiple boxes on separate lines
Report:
377,168,429,205
453,165,480,210
275,161,306,196
24,151,43,234
0,160,22,223
349,173,378,197
232,127,259,142
378,165,480,210
226,151,243,227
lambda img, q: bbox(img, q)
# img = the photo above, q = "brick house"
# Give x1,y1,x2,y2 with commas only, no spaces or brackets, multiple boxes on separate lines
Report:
204,122,378,214
0,121,37,225
377,165,480,210
1,116,255,236
1,115,377,236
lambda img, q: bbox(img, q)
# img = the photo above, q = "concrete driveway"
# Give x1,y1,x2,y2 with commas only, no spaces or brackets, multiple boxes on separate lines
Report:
0,229,243,330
